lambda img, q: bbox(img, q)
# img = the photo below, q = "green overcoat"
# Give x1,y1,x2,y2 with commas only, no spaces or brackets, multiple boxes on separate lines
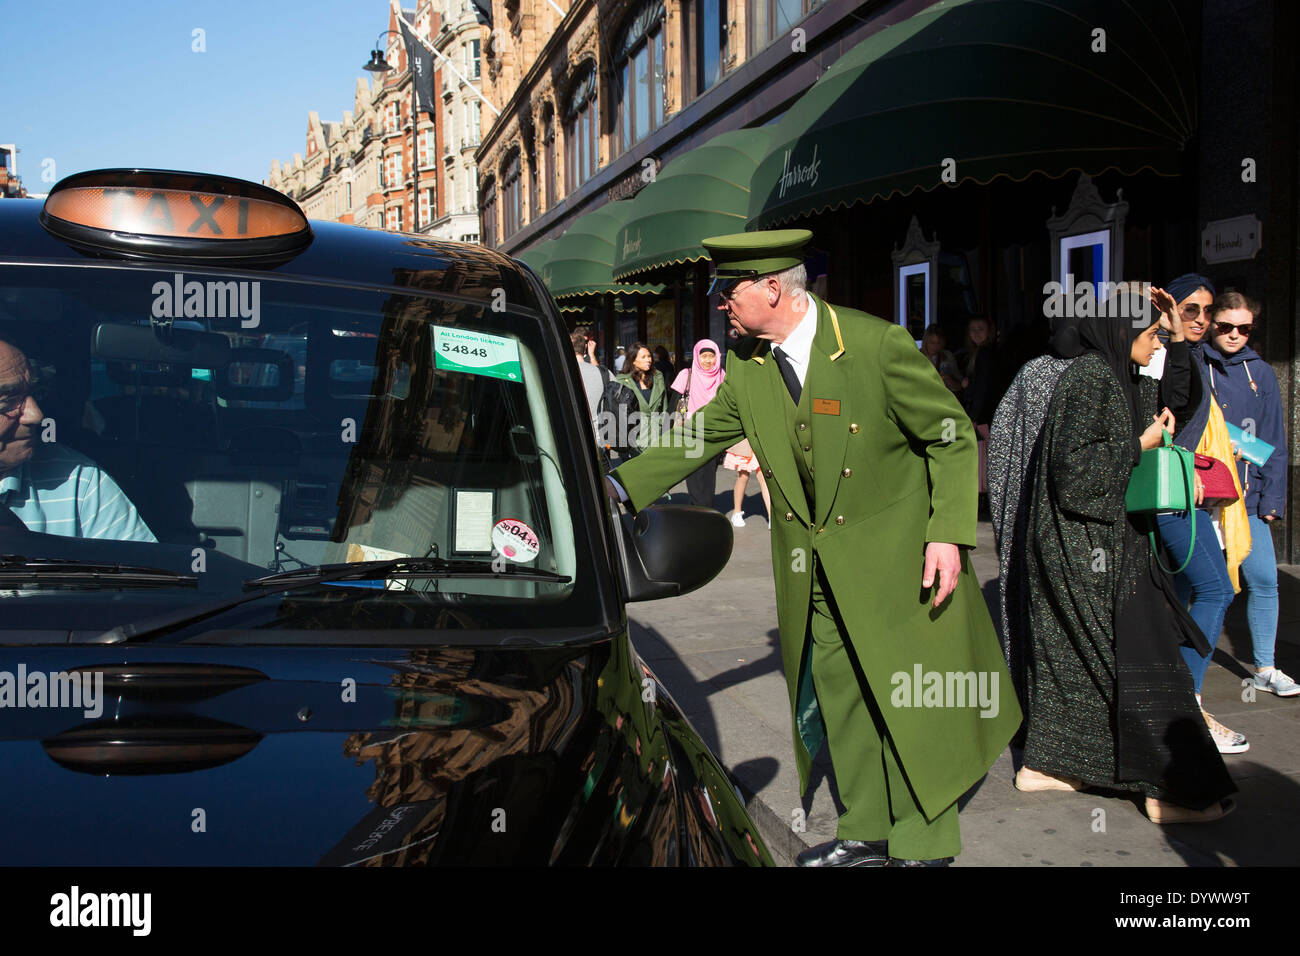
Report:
612,295,1021,819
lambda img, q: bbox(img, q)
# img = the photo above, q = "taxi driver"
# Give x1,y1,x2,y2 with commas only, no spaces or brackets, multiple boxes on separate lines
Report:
0,338,156,542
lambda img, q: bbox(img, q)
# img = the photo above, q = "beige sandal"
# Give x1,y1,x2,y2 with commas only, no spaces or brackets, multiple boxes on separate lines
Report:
1144,797,1235,824
1015,766,1085,792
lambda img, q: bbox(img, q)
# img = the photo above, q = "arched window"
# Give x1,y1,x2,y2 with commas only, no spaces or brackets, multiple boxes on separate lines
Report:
564,65,599,192
541,104,556,210
481,176,498,248
616,2,666,152
501,150,523,239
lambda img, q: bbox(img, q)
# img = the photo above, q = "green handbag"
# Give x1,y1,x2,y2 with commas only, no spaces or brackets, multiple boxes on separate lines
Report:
1125,430,1196,574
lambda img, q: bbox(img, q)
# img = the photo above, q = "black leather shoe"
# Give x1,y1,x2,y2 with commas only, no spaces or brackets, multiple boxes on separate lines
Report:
886,856,954,867
795,838,889,867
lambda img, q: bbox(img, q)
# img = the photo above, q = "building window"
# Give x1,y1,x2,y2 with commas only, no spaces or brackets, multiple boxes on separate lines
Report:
748,0,821,55
481,179,498,248
690,0,728,96
617,2,666,153
564,64,599,192
345,182,352,210
460,233,480,243
502,151,523,239
528,152,539,220
387,206,404,231
385,152,404,188
541,113,556,211
385,102,400,133
465,38,481,80
421,188,436,227
463,102,481,149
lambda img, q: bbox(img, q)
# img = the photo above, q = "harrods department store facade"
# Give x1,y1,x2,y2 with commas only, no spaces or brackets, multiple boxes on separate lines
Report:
476,0,1300,562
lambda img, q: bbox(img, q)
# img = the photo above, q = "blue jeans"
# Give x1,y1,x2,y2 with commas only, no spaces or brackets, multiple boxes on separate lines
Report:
1155,509,1232,694
1239,514,1280,668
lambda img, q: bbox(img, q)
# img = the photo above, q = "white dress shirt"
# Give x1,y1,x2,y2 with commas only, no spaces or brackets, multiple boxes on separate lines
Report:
771,293,819,387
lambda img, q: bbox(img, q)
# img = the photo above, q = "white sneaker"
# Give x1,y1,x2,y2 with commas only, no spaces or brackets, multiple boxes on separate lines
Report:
1202,708,1250,754
730,512,746,528
1254,668,1300,697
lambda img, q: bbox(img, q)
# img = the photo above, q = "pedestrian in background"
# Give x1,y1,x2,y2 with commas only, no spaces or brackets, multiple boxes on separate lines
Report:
724,438,771,528
671,339,726,509
613,345,627,373
1202,292,1297,698
571,328,605,424
987,314,1084,718
920,324,961,394
1153,275,1253,753
653,345,676,383
616,341,669,456
955,316,1010,506
1018,298,1234,823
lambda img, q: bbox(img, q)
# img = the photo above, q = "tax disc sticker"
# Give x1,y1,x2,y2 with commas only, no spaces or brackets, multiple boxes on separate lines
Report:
492,518,540,563
432,325,522,382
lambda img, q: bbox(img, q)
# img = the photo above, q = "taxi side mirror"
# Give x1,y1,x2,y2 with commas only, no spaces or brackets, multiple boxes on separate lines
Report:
614,504,733,602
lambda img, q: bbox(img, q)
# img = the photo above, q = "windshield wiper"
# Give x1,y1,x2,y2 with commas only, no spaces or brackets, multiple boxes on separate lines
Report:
0,554,199,588
83,556,570,645
244,557,570,589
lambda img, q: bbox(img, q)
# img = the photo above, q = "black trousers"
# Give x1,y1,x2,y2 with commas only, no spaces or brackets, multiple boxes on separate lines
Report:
684,456,720,509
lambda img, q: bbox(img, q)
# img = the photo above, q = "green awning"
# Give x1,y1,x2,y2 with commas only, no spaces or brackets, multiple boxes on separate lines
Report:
612,127,774,281
515,239,556,275
542,201,665,301
747,0,1195,229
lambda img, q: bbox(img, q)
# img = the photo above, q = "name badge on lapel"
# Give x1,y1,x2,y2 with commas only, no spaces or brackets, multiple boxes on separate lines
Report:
812,399,841,416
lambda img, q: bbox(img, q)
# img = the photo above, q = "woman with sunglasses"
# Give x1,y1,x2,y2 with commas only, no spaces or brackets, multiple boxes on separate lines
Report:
1203,293,1296,697
1154,275,1254,753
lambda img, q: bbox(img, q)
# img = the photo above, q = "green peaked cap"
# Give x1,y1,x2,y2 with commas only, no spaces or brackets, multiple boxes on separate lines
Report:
701,228,812,294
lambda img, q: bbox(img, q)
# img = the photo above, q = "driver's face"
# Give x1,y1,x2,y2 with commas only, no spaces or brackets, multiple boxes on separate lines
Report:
0,341,43,475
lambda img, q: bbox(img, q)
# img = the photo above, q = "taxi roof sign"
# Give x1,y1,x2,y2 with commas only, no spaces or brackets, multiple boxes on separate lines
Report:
41,169,312,261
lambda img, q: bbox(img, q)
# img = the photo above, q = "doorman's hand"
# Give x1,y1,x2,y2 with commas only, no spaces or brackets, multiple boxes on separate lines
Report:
922,542,961,608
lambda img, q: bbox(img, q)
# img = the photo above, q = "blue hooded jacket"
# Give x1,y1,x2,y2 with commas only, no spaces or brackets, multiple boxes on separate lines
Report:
1201,341,1287,519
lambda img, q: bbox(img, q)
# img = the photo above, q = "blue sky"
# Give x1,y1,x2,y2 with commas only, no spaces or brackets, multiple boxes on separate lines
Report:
5,0,401,192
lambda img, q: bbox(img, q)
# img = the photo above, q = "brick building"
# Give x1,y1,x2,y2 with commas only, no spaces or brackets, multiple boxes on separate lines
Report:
268,0,490,240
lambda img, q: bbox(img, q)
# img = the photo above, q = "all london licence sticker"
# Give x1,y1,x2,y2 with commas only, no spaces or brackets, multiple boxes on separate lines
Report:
432,325,522,382
492,518,540,563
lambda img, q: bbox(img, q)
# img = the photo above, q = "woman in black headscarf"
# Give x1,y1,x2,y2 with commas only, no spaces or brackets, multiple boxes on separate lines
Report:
1016,294,1235,823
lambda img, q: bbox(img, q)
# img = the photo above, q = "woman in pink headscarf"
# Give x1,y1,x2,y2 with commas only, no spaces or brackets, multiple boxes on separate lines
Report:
671,339,727,510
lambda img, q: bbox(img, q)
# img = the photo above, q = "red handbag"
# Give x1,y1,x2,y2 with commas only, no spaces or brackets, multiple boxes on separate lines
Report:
1193,454,1239,504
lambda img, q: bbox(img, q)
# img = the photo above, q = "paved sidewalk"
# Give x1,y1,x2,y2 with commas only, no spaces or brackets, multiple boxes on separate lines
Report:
628,471,1300,866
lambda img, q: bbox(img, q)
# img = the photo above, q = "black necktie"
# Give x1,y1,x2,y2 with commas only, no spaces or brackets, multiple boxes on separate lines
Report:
772,346,802,405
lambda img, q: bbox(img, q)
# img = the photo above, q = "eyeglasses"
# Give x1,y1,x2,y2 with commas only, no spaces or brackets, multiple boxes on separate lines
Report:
0,389,36,417
718,280,754,302
1213,321,1253,337
1179,303,1205,318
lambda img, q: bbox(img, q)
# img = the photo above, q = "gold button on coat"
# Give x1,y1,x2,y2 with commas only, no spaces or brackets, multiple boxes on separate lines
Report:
784,511,794,521
764,468,773,478
841,468,851,477
835,515,845,525
798,423,806,431
849,423,859,433
803,444,811,452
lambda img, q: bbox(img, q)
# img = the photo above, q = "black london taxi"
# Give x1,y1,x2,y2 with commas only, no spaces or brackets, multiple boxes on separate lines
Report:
0,169,769,866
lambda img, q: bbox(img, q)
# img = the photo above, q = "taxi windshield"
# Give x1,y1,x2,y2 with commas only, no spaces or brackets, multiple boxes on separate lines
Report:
0,263,612,644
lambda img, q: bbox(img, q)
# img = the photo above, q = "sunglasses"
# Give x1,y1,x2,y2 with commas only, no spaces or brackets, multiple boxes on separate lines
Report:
1179,303,1205,318
1213,321,1253,337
